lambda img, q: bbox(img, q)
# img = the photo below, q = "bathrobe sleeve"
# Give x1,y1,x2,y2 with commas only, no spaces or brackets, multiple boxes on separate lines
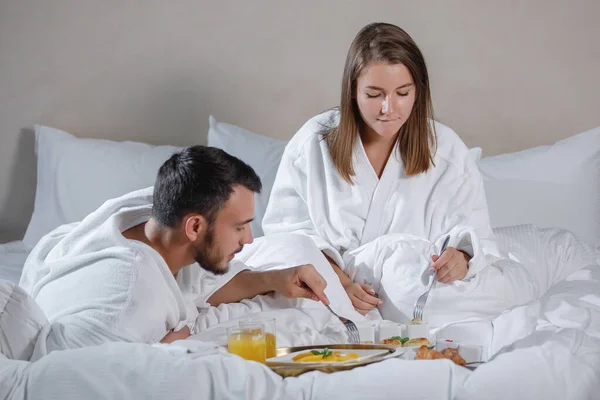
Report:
262,147,344,267
429,152,499,280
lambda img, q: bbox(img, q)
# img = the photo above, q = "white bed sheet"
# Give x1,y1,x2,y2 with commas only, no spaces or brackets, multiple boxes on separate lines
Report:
187,224,600,399
0,241,30,284
1,227,599,399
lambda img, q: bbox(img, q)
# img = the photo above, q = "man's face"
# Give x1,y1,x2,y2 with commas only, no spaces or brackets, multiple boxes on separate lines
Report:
193,185,255,275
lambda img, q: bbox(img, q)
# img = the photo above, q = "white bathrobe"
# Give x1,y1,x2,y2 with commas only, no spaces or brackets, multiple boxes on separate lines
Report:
262,109,499,278
18,187,242,353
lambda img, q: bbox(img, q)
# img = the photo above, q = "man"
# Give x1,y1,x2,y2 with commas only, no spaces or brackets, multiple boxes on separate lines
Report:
19,146,329,351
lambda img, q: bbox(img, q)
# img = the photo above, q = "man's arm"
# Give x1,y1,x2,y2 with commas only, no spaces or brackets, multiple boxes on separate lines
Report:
207,270,274,306
160,326,191,343
207,265,329,307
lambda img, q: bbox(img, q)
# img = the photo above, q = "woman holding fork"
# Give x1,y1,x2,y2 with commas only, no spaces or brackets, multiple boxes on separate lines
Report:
262,22,499,315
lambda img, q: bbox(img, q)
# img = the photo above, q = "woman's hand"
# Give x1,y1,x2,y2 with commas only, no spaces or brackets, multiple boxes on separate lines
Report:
342,281,382,315
431,247,470,283
322,252,381,315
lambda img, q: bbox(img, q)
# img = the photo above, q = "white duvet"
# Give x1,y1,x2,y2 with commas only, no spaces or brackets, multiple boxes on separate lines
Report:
1,225,599,399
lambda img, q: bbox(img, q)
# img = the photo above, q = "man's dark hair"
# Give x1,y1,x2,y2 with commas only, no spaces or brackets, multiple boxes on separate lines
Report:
152,145,262,227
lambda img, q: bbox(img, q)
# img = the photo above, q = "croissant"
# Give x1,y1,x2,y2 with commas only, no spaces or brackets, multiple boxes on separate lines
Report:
441,347,467,366
415,345,466,366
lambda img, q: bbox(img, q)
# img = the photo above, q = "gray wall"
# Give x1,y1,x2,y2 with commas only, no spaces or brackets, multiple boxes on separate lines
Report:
1,0,599,242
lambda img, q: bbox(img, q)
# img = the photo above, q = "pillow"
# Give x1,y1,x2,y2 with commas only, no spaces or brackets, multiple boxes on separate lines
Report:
23,125,182,247
207,115,482,238
208,116,287,238
468,146,483,162
478,126,600,246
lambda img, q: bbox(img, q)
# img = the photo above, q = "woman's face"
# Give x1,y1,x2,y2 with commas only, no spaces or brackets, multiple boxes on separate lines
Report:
355,62,416,140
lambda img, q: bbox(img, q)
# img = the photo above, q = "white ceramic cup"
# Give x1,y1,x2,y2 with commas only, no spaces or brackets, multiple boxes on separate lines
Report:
355,321,376,344
407,322,430,339
378,321,401,342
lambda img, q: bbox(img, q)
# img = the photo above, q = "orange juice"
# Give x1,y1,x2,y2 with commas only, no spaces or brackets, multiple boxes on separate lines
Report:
239,318,277,359
227,327,266,363
265,332,276,359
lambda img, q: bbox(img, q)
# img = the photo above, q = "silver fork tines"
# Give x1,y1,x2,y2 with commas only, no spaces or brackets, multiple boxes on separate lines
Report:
325,304,360,344
413,235,451,321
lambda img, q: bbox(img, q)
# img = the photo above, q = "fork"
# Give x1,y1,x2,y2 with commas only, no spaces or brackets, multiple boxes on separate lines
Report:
413,235,451,321
325,304,361,344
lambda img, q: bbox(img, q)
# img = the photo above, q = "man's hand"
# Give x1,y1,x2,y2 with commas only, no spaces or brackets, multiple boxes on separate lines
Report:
160,326,191,344
270,264,330,305
431,247,470,283
208,264,329,307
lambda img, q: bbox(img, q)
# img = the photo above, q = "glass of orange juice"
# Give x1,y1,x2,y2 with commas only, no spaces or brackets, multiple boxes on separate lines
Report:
227,323,266,363
241,318,276,359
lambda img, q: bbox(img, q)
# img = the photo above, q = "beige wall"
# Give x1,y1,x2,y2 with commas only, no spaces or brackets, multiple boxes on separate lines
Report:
0,0,599,242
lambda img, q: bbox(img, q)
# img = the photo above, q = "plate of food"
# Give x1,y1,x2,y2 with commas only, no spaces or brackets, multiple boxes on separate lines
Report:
268,347,390,366
266,344,400,377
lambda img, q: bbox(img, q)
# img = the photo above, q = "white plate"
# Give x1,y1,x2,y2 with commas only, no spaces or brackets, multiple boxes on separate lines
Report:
266,348,395,366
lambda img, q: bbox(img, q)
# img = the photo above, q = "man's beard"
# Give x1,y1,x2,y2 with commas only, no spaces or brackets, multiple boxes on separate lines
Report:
193,226,242,275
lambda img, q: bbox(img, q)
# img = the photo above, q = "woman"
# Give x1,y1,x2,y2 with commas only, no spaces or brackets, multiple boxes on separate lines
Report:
262,22,498,315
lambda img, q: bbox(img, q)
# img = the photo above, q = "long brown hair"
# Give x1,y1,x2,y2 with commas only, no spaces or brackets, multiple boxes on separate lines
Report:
324,22,437,183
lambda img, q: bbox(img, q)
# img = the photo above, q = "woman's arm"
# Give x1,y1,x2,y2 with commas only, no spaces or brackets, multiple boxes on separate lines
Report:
429,134,500,281
323,252,381,315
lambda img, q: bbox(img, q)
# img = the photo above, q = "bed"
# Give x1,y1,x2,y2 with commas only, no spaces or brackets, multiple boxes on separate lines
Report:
0,242,30,285
0,119,599,399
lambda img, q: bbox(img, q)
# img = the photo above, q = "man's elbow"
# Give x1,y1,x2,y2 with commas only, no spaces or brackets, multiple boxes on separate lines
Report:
206,293,221,307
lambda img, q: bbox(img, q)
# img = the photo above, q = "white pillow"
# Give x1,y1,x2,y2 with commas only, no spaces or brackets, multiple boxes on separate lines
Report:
23,125,182,247
208,116,287,238
207,116,482,238
478,126,600,246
